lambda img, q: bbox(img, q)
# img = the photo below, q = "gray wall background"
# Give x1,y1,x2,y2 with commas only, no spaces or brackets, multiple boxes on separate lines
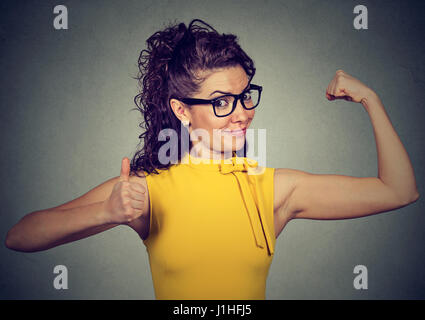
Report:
1,0,424,299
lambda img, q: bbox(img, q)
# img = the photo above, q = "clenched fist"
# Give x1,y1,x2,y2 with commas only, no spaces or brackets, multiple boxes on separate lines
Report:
326,69,377,104
103,157,147,224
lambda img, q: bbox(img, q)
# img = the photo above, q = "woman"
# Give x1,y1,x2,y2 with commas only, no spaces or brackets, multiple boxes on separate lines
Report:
5,19,419,300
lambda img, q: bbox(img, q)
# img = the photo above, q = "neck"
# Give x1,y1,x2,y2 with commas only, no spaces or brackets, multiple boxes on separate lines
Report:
189,143,236,160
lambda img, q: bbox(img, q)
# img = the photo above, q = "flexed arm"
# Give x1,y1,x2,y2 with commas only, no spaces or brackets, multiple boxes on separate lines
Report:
274,70,419,220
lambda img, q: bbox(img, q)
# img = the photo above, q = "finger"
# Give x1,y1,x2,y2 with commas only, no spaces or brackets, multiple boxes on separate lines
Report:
128,191,145,201
336,94,352,101
336,87,353,101
130,183,146,194
130,199,144,210
330,79,338,96
326,92,331,100
334,87,346,97
120,157,130,182
326,88,331,100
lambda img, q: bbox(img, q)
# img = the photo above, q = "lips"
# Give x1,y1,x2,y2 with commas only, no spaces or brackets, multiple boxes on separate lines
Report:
223,128,247,136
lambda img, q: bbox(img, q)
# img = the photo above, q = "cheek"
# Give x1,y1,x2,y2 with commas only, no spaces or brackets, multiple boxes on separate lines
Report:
198,113,229,132
192,112,228,142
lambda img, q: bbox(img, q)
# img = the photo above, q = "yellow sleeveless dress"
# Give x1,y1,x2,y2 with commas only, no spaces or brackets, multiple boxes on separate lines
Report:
142,152,276,300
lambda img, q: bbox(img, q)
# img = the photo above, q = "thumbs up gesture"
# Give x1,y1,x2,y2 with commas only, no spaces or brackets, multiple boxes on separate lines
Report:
104,157,147,224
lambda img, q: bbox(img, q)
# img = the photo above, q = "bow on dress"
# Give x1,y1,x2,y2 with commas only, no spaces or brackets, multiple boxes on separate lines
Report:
218,156,274,256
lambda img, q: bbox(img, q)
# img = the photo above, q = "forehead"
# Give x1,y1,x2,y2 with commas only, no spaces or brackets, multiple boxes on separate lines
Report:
197,65,249,95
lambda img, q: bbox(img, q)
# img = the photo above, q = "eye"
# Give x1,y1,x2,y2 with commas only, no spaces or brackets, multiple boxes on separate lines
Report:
213,97,230,108
243,91,252,101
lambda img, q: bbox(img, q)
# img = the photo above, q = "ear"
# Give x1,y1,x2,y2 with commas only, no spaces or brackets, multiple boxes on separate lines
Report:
170,98,191,123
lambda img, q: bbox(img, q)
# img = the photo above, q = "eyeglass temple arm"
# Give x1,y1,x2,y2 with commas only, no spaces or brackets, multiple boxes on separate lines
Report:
179,98,212,105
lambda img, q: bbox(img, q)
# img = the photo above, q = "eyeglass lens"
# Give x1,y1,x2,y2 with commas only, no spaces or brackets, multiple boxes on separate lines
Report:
213,88,260,116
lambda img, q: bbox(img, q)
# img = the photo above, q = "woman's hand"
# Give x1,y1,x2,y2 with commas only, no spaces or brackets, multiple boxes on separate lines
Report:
103,157,147,224
326,69,377,104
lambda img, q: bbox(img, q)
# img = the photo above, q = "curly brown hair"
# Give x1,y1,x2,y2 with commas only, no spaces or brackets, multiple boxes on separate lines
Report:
130,19,256,176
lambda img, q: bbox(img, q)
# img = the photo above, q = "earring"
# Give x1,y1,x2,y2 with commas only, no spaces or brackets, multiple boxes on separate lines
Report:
182,120,190,127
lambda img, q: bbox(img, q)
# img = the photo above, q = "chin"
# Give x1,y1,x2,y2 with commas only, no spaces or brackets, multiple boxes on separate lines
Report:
221,138,246,154
211,130,247,154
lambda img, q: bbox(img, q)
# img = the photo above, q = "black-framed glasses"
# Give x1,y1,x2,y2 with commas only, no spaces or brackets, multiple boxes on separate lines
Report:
174,84,263,117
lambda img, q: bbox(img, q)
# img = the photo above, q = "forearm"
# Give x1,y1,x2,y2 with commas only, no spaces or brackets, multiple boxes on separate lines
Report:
5,201,118,252
362,91,419,203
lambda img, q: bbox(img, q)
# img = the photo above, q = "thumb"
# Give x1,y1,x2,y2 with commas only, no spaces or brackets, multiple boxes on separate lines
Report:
119,157,130,182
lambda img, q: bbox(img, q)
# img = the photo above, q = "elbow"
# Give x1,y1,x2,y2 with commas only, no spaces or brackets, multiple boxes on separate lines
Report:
5,229,17,250
410,191,420,203
4,228,24,251
5,214,42,253
4,228,33,253
400,191,420,206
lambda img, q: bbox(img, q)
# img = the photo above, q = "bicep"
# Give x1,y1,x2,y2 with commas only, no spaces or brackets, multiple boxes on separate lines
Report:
277,169,407,220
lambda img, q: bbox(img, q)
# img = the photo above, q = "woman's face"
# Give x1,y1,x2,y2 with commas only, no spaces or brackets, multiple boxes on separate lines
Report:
171,64,255,159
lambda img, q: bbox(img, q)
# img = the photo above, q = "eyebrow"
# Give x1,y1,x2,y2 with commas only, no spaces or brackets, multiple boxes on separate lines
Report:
208,82,251,98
